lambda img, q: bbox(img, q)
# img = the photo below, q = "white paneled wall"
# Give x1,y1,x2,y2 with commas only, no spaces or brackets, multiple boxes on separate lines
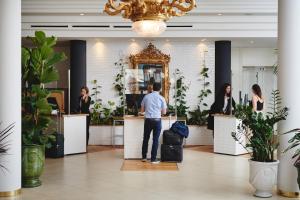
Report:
86,39,215,109
231,47,277,100
86,39,276,110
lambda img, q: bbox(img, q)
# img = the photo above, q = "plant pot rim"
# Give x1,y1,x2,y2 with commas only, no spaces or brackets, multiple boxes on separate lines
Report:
249,159,279,165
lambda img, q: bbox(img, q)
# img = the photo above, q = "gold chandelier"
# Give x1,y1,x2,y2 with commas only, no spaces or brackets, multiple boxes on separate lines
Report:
104,0,196,37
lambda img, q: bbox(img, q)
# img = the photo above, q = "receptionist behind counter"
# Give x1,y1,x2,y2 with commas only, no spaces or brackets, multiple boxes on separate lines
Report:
207,83,236,131
78,86,91,146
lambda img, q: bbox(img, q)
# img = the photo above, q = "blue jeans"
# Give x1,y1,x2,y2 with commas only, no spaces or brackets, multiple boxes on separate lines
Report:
142,118,162,161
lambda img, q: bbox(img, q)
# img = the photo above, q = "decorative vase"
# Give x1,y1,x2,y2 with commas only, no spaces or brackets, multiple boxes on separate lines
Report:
22,144,45,188
249,160,279,198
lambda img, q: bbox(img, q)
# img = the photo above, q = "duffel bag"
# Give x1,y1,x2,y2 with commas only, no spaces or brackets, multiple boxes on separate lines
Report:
170,121,189,138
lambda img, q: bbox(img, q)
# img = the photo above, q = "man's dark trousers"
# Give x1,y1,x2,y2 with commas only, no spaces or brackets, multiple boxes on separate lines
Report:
142,118,162,161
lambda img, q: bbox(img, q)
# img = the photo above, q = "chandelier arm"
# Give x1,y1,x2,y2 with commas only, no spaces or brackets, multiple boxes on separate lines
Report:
104,0,132,17
169,0,196,13
108,0,128,11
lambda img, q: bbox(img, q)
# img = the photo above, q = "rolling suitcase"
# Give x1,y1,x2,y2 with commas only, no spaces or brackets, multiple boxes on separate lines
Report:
46,133,64,158
161,144,183,162
46,109,64,158
163,130,183,145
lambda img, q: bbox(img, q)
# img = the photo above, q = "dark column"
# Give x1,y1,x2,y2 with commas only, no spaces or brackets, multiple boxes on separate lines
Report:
70,40,86,113
215,41,231,99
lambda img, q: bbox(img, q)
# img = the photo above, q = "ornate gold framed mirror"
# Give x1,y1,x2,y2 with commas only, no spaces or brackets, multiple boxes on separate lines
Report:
129,43,170,102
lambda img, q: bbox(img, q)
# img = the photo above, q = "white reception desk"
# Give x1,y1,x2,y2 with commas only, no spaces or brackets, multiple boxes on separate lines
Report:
124,115,176,159
63,114,87,155
214,114,248,155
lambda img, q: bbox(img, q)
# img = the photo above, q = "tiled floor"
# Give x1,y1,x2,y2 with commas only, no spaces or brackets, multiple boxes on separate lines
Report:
3,146,292,200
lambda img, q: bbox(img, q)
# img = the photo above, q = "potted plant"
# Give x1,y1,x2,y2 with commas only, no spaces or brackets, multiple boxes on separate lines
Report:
22,31,66,187
232,90,288,198
173,69,189,119
90,80,102,125
100,101,116,125
282,128,300,190
188,54,211,126
113,58,127,118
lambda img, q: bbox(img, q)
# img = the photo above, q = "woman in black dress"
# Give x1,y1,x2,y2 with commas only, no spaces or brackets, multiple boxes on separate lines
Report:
251,84,264,112
78,86,91,146
207,83,236,131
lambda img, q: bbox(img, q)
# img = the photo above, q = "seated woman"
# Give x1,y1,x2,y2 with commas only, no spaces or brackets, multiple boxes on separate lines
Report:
251,84,264,112
207,83,236,131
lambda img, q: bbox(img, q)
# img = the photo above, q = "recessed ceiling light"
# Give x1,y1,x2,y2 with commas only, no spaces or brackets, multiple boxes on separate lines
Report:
166,39,170,42
250,40,254,44
217,13,223,16
131,39,135,42
80,13,85,16
201,39,206,42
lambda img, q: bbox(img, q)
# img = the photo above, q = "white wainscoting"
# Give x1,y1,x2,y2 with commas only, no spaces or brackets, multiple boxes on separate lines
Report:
89,125,213,146
185,126,213,146
89,125,123,145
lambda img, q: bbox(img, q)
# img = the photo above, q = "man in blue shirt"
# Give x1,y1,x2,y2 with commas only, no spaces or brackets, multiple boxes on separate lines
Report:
140,83,167,163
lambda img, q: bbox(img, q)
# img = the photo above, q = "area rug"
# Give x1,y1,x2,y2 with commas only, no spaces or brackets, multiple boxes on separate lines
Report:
121,160,179,171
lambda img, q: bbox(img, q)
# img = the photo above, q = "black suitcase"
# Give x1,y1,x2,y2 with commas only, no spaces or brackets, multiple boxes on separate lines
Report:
161,144,183,162
46,109,64,158
163,130,183,145
46,132,64,158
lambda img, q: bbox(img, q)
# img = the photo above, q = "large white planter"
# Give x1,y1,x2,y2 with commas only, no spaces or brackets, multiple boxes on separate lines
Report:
249,160,279,198
186,125,213,145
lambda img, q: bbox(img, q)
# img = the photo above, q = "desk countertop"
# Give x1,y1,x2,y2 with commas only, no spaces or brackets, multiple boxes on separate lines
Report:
212,114,236,118
63,114,89,117
124,115,176,120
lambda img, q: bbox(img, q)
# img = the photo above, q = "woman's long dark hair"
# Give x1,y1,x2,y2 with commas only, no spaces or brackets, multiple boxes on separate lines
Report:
252,84,262,98
81,86,89,94
218,83,231,98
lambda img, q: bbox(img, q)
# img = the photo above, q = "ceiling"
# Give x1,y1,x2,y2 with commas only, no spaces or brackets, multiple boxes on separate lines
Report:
21,0,277,15
21,0,278,47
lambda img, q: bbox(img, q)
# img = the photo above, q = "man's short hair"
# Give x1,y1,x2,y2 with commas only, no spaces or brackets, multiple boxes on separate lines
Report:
153,83,161,91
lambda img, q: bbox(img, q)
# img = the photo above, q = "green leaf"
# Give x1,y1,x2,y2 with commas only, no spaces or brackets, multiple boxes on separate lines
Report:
40,43,54,60
46,36,57,47
46,52,66,67
41,67,59,83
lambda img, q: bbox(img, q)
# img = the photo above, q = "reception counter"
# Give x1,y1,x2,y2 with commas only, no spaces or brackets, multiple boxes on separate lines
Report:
124,115,176,159
63,114,88,155
213,114,248,155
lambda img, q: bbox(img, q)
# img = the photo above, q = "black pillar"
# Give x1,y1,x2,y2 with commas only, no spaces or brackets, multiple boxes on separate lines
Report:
215,41,231,99
70,40,86,113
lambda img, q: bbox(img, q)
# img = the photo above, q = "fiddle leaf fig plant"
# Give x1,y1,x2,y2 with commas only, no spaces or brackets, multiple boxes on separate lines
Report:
22,31,66,148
